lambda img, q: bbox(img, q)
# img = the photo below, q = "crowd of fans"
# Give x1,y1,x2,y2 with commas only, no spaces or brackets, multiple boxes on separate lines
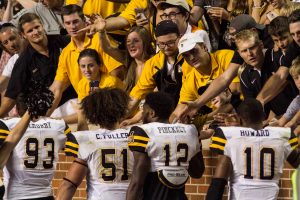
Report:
0,0,299,199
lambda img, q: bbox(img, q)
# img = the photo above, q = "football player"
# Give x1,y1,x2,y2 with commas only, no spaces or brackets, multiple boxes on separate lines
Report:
0,84,78,200
207,98,300,200
126,92,205,200
57,88,134,200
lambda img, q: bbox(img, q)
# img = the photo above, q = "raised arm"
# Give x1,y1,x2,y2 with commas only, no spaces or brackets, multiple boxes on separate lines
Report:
0,96,16,117
97,17,126,63
0,111,30,169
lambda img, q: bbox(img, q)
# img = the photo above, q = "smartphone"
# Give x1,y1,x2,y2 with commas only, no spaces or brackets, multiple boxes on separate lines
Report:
135,8,147,20
266,11,279,21
204,5,212,10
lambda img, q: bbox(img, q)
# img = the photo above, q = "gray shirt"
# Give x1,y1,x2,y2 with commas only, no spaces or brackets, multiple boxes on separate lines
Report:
11,3,63,35
283,95,300,120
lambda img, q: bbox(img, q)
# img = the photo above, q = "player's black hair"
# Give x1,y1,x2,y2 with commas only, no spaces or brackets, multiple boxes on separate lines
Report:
236,98,265,124
77,48,101,65
268,16,289,37
288,9,300,25
61,4,85,22
144,92,175,121
24,80,54,119
81,88,129,129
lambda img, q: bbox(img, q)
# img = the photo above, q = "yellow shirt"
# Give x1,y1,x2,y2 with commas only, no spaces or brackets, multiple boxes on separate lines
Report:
130,51,190,100
55,32,123,93
179,50,239,104
66,0,127,19
77,74,124,101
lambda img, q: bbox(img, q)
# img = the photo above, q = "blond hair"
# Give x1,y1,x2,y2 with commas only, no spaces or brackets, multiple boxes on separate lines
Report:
290,56,300,76
235,29,261,47
280,2,300,17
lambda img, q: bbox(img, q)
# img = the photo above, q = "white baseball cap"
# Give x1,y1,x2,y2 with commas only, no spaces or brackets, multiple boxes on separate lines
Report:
178,32,204,55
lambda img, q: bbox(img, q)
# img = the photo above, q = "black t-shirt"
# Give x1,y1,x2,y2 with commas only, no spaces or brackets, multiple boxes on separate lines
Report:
240,54,298,116
280,40,300,67
5,35,77,104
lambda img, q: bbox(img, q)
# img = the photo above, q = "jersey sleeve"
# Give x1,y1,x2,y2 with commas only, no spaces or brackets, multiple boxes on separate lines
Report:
128,126,149,153
209,128,227,155
0,120,10,146
63,124,79,157
288,131,298,151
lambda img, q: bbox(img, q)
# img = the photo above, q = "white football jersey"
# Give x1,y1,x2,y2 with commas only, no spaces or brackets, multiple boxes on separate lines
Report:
74,128,133,200
128,122,201,188
0,117,77,200
210,126,298,200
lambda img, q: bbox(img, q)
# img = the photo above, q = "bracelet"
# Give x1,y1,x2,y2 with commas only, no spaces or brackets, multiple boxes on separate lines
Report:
99,30,106,34
253,5,262,8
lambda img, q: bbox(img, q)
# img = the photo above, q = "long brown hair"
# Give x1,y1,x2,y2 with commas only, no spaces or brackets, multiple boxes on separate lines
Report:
230,0,250,18
124,26,154,92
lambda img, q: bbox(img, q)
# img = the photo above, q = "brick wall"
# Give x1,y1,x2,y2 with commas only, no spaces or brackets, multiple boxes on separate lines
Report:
48,149,295,200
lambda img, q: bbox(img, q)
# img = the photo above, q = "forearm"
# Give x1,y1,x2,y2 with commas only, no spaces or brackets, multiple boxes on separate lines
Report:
169,104,186,123
17,0,37,9
251,0,262,23
56,181,77,200
195,74,236,108
2,1,13,22
189,6,204,25
99,31,125,64
77,108,89,131
127,97,140,118
0,96,16,117
63,113,78,124
106,0,130,3
256,71,288,106
0,76,9,93
126,181,143,200
105,16,130,32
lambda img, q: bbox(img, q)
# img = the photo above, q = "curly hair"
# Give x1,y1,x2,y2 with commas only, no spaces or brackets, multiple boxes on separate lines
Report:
81,88,129,129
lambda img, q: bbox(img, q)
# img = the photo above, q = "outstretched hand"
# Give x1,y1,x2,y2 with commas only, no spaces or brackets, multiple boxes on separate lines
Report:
177,101,200,123
77,15,106,37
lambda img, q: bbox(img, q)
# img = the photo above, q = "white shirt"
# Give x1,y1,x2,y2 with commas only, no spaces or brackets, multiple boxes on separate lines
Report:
2,54,19,77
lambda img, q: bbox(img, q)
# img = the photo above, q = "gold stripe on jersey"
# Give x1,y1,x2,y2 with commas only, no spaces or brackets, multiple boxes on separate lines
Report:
133,135,149,142
66,141,79,148
211,136,227,144
289,138,298,145
289,138,298,150
65,148,78,155
128,142,147,148
64,127,71,135
0,135,7,139
210,143,225,151
0,129,10,134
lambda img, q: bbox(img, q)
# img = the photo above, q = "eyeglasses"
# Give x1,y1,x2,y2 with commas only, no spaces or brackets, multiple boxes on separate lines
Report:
160,12,182,20
157,38,178,49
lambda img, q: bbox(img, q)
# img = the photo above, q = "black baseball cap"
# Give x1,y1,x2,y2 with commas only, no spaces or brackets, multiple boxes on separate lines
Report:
155,20,179,37
230,14,265,33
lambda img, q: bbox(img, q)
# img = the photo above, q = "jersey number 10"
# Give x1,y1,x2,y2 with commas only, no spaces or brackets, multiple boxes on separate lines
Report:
244,147,275,180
